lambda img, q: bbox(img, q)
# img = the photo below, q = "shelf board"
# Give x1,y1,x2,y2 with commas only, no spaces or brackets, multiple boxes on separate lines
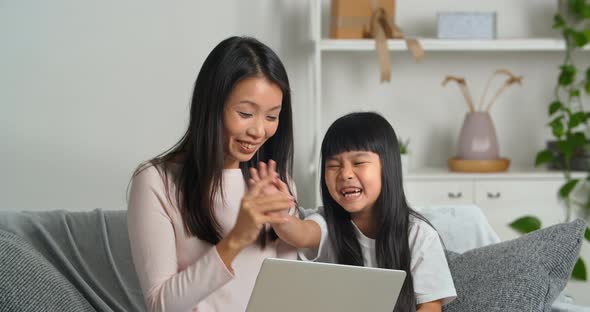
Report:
319,38,590,52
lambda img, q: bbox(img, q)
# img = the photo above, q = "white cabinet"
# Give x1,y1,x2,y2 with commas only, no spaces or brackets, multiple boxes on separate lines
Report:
404,169,577,241
406,178,566,241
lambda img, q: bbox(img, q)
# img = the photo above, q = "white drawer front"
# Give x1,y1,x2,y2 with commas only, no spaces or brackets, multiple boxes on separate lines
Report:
404,181,473,206
474,180,562,204
475,179,567,241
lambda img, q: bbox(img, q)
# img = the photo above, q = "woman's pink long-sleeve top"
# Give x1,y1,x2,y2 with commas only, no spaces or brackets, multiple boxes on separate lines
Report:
127,165,297,312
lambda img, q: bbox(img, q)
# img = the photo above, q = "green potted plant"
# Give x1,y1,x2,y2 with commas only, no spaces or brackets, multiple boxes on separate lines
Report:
512,0,590,281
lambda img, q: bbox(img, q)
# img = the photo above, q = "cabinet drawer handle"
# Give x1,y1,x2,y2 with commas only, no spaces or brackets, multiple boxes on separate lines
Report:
487,192,501,199
448,192,462,199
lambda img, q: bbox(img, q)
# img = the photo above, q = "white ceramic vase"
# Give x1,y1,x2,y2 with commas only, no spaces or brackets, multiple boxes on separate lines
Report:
457,111,499,160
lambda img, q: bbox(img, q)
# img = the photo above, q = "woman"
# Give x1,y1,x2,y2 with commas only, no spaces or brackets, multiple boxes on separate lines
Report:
127,36,321,312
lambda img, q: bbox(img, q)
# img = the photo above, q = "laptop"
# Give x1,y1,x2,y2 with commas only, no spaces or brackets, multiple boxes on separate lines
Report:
246,258,406,312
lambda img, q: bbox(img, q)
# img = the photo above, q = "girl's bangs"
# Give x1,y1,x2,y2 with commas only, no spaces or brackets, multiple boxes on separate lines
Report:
321,121,380,158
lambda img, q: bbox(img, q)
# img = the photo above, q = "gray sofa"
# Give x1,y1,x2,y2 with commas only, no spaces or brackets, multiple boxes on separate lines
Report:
0,209,145,311
0,207,587,312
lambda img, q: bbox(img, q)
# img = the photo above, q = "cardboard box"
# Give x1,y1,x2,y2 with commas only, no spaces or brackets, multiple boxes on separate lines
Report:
330,0,395,39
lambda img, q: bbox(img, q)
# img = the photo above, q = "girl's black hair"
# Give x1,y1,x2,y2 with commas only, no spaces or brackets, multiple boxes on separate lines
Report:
320,112,431,312
134,36,293,247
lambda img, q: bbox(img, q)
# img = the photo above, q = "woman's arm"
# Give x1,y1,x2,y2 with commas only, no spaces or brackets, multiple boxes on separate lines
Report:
128,167,232,312
416,300,443,312
128,167,292,312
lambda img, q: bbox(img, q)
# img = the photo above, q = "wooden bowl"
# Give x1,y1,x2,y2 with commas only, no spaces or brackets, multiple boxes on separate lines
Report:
448,157,511,173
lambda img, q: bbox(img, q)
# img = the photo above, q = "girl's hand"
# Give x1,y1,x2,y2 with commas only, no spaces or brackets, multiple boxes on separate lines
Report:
249,161,321,249
249,160,294,217
226,173,294,250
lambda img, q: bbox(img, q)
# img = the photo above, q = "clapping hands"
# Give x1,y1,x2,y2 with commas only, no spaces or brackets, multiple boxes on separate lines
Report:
249,160,295,218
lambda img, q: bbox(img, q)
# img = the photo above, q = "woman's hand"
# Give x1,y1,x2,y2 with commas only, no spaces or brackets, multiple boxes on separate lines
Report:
229,172,294,247
217,173,295,270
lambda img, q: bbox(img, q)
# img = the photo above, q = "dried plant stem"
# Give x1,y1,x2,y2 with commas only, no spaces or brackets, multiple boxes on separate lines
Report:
442,76,475,112
483,70,523,112
479,72,499,111
484,84,511,112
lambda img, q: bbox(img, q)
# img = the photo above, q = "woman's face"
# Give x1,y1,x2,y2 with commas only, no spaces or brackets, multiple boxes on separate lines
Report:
324,151,382,219
223,77,283,169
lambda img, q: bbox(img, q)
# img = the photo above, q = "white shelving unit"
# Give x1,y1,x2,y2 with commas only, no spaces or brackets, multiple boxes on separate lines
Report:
309,1,590,304
308,0,588,205
319,38,590,51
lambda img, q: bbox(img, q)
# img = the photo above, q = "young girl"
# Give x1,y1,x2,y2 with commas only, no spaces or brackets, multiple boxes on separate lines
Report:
259,112,456,312
127,36,321,312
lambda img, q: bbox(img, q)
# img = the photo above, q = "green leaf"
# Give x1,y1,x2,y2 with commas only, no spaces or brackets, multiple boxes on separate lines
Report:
553,123,565,138
535,150,554,166
559,65,576,86
557,140,574,159
584,30,590,42
586,81,590,94
568,113,587,129
559,179,579,198
572,31,589,47
586,67,590,81
585,227,590,242
570,89,581,98
574,112,588,123
549,101,563,115
569,114,582,128
569,0,586,17
570,132,587,149
553,14,566,29
550,116,565,137
509,216,541,234
572,258,587,281
569,0,590,18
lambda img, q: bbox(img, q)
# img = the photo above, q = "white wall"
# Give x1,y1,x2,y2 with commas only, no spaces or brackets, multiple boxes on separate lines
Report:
1,0,314,210
1,0,587,210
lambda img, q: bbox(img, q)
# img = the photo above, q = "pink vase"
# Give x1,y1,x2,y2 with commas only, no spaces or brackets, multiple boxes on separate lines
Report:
457,112,499,160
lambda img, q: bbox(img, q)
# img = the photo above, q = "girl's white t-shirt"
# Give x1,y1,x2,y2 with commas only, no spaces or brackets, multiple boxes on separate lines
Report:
302,212,457,305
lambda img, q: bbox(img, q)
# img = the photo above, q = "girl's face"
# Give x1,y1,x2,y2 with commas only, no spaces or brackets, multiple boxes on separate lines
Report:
223,77,283,169
324,151,382,217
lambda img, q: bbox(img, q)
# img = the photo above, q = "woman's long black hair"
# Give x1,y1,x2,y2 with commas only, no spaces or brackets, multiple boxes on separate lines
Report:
320,112,430,312
134,36,293,247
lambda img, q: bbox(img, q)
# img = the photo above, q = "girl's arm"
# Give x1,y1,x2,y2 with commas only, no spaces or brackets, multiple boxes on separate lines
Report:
416,300,443,312
271,215,322,248
249,161,322,249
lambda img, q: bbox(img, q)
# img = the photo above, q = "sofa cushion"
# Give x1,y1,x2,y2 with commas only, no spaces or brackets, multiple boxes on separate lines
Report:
0,229,95,311
443,219,586,312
